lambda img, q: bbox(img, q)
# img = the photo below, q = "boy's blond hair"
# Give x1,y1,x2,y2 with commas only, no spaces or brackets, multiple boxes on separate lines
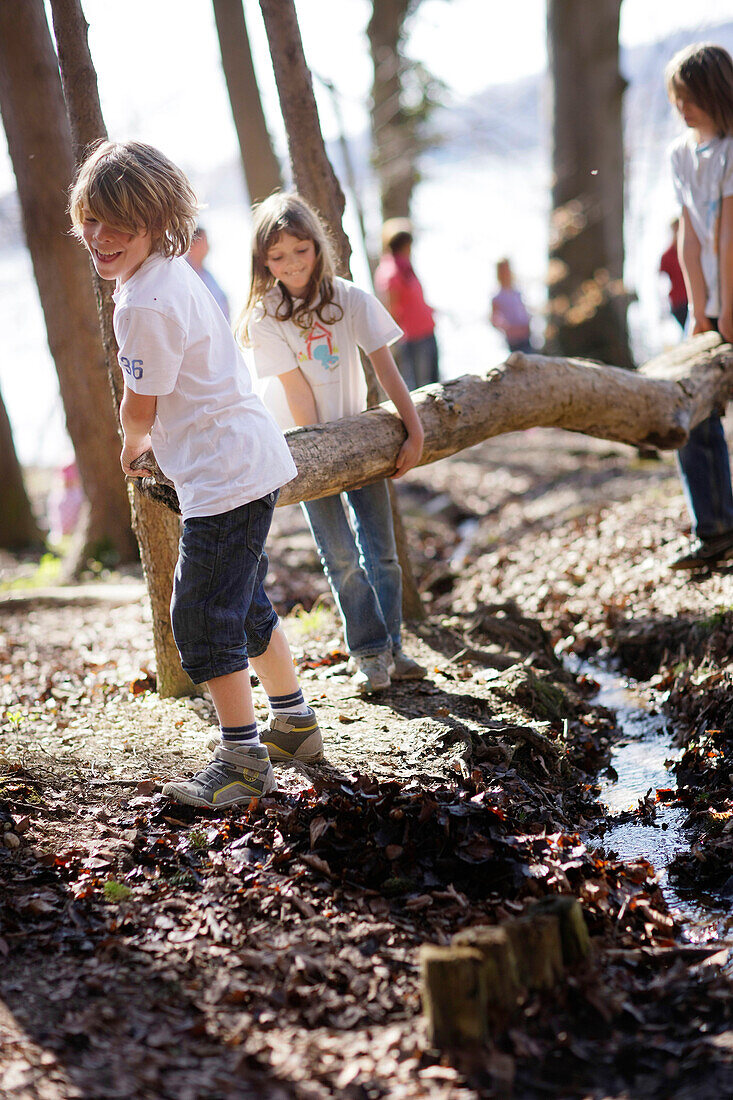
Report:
237,191,343,346
69,140,199,258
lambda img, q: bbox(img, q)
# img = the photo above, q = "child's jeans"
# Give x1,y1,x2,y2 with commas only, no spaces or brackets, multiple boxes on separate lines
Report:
676,413,733,540
171,492,279,684
396,334,439,391
676,317,733,540
302,479,402,658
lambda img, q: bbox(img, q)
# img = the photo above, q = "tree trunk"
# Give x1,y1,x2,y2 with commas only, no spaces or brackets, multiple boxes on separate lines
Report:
259,0,424,617
134,334,733,512
0,0,137,569
546,0,634,368
49,0,194,698
212,0,283,206
258,0,352,271
0,385,44,550
367,0,418,219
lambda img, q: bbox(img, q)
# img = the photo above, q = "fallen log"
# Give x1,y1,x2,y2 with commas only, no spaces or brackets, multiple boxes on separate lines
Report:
131,332,733,512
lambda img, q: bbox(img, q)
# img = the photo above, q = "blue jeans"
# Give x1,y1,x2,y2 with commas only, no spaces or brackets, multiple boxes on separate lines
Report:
171,493,279,683
676,316,733,541
302,479,402,658
396,334,439,391
677,414,733,540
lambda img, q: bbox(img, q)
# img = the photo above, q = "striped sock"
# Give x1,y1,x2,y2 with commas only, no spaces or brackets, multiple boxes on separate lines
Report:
220,721,260,748
268,688,310,717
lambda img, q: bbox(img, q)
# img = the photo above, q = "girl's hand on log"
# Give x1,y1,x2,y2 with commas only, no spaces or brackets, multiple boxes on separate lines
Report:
692,316,714,336
392,425,424,479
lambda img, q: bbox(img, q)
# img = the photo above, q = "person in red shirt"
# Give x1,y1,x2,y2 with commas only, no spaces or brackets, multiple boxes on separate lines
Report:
374,218,439,390
659,217,689,329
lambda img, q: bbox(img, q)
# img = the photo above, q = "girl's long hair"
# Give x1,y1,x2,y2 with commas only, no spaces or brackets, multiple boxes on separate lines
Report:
665,43,733,137
237,192,343,346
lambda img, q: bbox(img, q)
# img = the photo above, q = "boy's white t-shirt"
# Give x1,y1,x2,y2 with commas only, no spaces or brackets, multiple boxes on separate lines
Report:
670,133,733,317
113,253,296,520
249,276,402,430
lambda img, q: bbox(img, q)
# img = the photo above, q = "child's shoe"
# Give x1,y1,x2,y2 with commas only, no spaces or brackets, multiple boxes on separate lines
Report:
350,652,392,695
162,743,275,809
262,708,324,763
390,646,427,681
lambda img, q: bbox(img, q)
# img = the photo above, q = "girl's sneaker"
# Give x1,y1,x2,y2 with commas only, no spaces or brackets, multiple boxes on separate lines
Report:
390,646,427,680
262,708,324,763
162,743,275,808
350,652,392,694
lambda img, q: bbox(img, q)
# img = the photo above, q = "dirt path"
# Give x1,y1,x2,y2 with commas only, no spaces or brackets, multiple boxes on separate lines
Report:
1,428,733,1099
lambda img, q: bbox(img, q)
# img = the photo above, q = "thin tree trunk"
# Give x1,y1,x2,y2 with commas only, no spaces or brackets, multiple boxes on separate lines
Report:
546,0,633,368
259,0,424,618
0,0,137,569
367,0,417,219
49,0,194,698
0,386,44,550
212,0,283,206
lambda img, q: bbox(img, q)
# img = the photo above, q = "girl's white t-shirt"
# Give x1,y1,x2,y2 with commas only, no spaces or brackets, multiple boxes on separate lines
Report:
671,133,733,317
248,276,402,430
113,253,296,520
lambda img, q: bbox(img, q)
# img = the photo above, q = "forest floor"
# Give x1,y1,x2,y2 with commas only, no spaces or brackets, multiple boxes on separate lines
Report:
1,426,733,1099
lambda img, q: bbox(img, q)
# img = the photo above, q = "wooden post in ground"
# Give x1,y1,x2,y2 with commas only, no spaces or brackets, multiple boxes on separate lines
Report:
420,945,488,1047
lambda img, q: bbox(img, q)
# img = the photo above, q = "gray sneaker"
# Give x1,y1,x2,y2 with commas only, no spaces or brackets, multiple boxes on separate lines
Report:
262,708,324,764
350,652,392,695
162,743,275,809
205,709,324,765
390,646,427,681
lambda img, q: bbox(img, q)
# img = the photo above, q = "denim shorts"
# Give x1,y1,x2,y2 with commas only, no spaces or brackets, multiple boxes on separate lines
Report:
170,492,279,684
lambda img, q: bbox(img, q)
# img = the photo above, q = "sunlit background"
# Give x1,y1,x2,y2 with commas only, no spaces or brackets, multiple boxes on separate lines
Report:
1,0,732,468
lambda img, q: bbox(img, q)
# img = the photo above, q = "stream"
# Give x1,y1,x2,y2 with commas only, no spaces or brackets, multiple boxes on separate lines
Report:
580,661,733,945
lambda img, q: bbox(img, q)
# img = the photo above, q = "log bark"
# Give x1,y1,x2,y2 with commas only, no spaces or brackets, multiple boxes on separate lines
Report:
132,333,733,511
276,332,733,505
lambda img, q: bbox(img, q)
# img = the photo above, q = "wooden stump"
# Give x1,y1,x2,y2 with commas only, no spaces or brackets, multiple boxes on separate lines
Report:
503,914,564,991
452,925,522,1027
419,945,488,1047
527,895,591,966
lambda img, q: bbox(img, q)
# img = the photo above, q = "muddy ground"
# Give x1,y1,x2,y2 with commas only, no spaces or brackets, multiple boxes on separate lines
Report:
1,426,733,1099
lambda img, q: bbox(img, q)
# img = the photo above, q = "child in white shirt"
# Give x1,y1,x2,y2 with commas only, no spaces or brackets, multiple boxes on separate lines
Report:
69,142,323,808
665,44,733,570
239,192,426,695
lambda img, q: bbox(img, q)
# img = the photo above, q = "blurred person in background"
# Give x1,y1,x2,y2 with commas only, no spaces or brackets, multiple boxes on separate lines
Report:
374,218,439,391
490,257,533,353
187,225,230,322
659,217,689,330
